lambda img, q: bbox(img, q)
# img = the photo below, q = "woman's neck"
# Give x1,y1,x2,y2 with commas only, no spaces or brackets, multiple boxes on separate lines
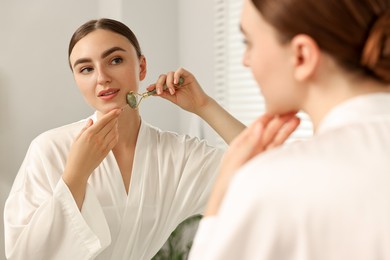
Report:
116,107,141,149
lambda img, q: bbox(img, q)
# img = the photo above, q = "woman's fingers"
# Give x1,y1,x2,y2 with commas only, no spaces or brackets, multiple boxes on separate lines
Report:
206,113,299,216
155,74,168,95
173,67,190,86
165,71,176,95
154,69,187,96
222,117,264,173
222,112,299,172
261,112,300,149
76,118,94,140
76,109,121,156
266,116,300,150
86,109,121,135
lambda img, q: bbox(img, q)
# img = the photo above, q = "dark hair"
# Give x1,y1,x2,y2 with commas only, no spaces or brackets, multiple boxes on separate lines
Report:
68,18,142,68
251,0,390,83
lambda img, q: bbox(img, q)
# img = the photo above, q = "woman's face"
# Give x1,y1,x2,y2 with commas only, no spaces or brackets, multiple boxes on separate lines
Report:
240,0,300,114
69,29,146,114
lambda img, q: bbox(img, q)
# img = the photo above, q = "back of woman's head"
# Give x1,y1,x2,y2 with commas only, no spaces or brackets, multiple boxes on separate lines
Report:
251,0,390,83
68,18,142,68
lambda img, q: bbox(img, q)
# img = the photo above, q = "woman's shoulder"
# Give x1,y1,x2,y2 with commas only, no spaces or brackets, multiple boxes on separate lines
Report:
230,136,332,193
140,120,221,150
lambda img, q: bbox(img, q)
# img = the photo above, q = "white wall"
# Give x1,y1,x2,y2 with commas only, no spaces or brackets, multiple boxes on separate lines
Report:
0,0,215,258
178,0,220,146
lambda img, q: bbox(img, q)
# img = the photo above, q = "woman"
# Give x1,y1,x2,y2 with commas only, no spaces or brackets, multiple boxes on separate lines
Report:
189,0,390,259
4,18,298,259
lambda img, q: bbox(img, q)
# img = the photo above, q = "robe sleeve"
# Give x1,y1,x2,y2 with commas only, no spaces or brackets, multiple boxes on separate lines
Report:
4,139,111,260
161,134,225,221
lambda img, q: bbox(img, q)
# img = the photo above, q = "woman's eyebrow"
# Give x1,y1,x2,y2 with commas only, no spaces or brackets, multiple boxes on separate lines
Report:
72,46,127,69
73,58,91,69
101,46,126,59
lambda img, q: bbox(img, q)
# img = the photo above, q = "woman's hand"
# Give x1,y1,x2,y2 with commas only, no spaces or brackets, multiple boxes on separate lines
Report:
63,108,122,209
204,112,300,216
146,67,211,114
149,67,248,144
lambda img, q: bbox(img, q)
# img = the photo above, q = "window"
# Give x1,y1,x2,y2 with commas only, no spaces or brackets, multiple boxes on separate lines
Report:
214,0,313,146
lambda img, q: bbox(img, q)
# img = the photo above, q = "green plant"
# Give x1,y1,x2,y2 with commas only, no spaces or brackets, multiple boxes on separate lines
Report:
152,215,202,260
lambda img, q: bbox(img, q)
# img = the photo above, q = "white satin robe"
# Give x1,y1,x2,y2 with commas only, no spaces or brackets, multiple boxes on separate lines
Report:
4,116,224,260
189,93,390,260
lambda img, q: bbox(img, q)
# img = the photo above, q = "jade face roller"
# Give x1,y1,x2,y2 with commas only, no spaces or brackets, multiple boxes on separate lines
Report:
126,77,184,109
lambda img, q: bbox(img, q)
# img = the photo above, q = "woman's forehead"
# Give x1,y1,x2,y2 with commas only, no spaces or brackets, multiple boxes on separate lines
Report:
70,29,136,60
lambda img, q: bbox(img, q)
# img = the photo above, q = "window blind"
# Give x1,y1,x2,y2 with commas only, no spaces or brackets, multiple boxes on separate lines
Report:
214,0,313,147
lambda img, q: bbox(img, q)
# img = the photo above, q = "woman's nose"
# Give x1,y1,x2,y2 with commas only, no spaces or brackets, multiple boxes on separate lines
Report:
97,67,112,86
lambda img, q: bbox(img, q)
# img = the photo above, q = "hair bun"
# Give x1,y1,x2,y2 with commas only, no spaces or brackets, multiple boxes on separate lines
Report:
361,9,390,83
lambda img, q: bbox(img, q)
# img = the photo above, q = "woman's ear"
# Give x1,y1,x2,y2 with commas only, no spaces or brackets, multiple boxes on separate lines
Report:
139,55,147,81
291,34,320,82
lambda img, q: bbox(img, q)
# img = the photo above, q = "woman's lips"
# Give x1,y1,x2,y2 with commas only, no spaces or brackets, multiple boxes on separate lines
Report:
98,89,120,100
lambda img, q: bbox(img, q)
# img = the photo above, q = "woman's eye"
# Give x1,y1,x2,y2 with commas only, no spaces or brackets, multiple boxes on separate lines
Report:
242,39,252,51
111,57,123,65
80,67,93,74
